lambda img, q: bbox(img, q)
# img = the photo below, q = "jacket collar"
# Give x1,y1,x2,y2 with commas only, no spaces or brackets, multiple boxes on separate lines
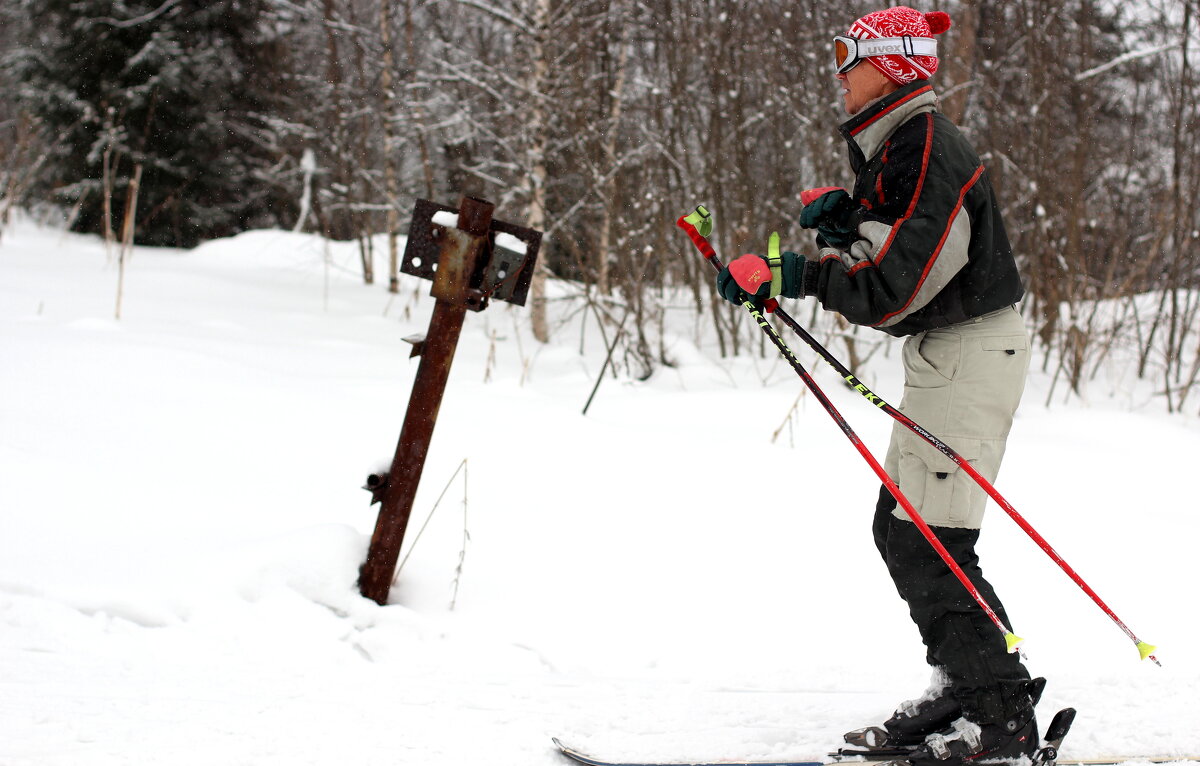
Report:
839,82,939,166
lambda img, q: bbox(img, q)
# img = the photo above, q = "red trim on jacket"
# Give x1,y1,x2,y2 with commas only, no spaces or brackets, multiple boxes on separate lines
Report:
848,85,935,138
875,142,890,206
875,164,987,326
847,114,935,277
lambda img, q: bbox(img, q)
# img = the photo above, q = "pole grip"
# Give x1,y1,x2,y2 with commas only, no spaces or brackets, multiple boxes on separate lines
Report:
676,216,719,264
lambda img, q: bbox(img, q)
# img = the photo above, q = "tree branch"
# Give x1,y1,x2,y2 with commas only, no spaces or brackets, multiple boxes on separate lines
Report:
449,0,535,36
88,0,182,28
1075,42,1179,81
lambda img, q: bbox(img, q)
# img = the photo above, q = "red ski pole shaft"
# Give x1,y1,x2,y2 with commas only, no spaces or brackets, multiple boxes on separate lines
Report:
676,212,1023,652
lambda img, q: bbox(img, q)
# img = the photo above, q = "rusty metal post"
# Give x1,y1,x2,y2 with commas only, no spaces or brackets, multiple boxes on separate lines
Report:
358,196,494,605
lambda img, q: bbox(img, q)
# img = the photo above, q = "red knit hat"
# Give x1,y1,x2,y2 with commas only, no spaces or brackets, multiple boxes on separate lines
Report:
847,7,952,85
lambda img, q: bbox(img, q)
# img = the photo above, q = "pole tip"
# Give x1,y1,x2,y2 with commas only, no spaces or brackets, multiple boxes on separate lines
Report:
1004,632,1025,654
1136,641,1160,665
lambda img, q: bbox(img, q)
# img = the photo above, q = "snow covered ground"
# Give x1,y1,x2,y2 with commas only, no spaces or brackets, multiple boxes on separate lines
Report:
1,216,1196,766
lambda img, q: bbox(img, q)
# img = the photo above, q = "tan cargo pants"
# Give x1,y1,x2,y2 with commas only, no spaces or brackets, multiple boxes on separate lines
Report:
883,305,1030,529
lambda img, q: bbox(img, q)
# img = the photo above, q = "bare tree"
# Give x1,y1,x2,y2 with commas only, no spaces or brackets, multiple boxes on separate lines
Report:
7,0,1200,409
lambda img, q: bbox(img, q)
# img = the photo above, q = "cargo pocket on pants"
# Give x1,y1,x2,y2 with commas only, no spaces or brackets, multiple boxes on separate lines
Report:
895,433,984,529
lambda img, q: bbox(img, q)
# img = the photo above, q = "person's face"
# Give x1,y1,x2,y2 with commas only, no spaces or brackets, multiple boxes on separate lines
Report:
836,60,899,115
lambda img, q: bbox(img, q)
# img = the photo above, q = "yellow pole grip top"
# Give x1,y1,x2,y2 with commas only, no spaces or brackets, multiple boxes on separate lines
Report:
766,232,783,298
684,205,712,237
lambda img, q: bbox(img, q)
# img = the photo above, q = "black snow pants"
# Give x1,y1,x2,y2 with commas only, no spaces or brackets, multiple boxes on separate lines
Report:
873,485,1034,725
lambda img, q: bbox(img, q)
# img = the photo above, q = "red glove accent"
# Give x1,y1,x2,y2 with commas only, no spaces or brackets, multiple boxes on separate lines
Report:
800,186,846,206
728,254,771,293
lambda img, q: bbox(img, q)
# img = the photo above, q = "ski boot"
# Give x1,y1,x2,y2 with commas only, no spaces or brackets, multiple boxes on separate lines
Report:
901,707,1039,766
844,668,960,752
879,688,1076,766
842,677,1049,760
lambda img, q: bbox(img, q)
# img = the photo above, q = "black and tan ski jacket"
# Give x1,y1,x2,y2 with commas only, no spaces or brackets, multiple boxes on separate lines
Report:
796,81,1023,337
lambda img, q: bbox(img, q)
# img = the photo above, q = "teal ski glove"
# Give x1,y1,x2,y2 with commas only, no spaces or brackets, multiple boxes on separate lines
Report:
799,187,857,249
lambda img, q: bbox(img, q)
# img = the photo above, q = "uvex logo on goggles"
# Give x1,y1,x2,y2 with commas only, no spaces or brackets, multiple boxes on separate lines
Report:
833,35,938,75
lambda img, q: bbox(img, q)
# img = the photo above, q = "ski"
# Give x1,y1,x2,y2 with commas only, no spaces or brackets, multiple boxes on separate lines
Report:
555,710,1192,766
554,738,1199,766
552,738,824,766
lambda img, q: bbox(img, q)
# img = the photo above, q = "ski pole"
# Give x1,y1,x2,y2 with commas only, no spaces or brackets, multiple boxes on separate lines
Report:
681,204,1160,666
676,206,1024,654
769,296,1160,666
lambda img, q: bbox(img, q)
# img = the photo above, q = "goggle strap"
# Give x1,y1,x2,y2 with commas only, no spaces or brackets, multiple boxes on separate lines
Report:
855,36,938,59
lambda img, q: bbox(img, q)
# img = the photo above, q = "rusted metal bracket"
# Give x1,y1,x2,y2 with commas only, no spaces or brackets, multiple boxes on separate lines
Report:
401,334,426,358
357,196,541,606
400,198,541,313
363,472,389,505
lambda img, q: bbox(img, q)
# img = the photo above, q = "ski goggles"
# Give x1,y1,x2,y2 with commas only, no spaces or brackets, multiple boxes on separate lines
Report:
834,35,938,75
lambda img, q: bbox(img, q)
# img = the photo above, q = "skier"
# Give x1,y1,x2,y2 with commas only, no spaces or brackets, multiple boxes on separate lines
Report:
715,7,1044,765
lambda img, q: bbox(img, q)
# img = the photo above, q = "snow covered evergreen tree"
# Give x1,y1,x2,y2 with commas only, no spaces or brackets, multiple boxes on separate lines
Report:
6,0,295,247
